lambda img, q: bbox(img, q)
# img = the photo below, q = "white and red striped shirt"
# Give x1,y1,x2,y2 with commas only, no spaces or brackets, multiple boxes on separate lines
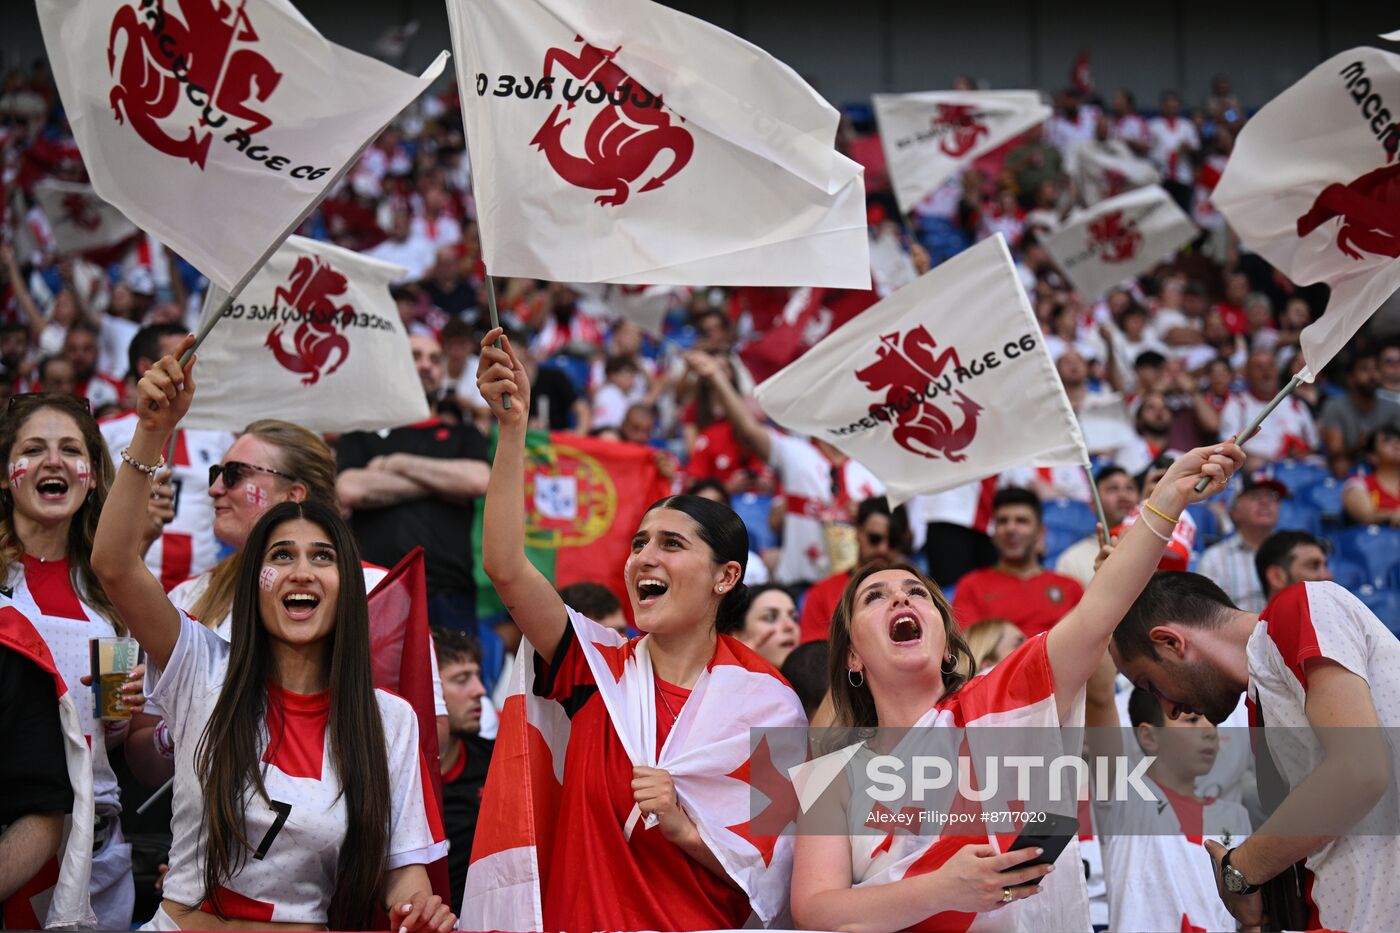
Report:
100,415,234,592
1245,581,1400,932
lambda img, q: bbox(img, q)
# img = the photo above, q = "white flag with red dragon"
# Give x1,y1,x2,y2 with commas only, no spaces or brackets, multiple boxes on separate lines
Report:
754,235,1088,507
1041,184,1198,301
32,179,138,257
35,0,447,294
182,236,428,433
1211,46,1400,380
445,0,870,287
873,91,1052,214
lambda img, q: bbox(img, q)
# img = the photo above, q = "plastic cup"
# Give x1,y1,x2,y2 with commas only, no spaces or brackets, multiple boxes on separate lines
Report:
90,636,140,721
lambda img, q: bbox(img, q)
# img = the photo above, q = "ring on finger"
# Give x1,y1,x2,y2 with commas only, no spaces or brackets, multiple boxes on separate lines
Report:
1001,887,1014,904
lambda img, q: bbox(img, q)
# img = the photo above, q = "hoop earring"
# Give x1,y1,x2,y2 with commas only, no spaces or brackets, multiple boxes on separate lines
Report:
941,654,957,674
847,669,864,688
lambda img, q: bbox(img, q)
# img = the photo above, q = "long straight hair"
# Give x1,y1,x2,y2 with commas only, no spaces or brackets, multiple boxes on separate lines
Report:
826,558,974,731
194,501,389,929
0,394,123,631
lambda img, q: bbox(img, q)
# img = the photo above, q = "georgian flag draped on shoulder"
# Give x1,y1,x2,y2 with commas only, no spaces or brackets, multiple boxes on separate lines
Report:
462,607,807,930
445,0,870,287
1212,47,1400,381
0,604,95,932
1042,185,1198,301
181,235,428,433
873,91,1052,214
754,235,1088,507
32,179,138,258
35,0,447,294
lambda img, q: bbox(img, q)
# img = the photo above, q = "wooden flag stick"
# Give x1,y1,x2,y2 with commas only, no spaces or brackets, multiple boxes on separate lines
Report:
1192,374,1303,493
1084,461,1110,546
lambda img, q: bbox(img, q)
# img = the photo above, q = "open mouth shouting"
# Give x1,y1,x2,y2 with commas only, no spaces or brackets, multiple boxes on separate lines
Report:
635,577,669,608
888,609,924,645
281,591,322,621
35,475,71,502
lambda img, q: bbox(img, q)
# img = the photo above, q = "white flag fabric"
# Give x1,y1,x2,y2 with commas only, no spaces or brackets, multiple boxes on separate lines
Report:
32,180,138,257
755,235,1088,507
36,0,446,294
1067,137,1161,206
463,607,806,930
873,91,1052,213
1212,47,1400,381
573,283,687,336
1042,185,1197,300
445,0,869,287
182,236,428,433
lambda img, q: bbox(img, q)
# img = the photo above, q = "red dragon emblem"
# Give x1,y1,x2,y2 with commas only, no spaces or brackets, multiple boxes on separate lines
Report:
107,0,282,169
933,104,989,158
1086,210,1142,263
530,39,693,206
1296,161,1400,260
854,327,982,462
265,255,352,385
61,193,102,232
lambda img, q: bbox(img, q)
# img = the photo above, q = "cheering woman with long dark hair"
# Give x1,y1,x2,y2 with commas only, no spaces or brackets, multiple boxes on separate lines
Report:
92,337,453,932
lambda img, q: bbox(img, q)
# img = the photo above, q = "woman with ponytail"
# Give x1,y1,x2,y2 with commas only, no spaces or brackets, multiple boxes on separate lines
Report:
471,328,806,931
92,338,452,932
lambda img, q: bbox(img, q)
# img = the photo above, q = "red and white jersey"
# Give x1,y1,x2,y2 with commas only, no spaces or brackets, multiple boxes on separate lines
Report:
4,556,122,813
161,563,446,719
100,415,234,591
1113,114,1151,150
149,612,447,925
767,429,883,584
1096,777,1251,933
846,636,1091,932
1219,391,1319,461
906,477,999,542
1245,581,1400,932
1113,505,1198,573
1146,116,1199,185
75,373,125,413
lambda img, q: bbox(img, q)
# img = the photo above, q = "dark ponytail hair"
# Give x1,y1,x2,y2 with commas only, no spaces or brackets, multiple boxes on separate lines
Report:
644,494,748,631
719,582,792,637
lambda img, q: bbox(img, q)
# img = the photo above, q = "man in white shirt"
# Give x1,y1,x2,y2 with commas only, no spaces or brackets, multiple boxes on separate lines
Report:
1196,473,1285,613
1147,91,1199,204
1220,350,1320,463
366,208,437,283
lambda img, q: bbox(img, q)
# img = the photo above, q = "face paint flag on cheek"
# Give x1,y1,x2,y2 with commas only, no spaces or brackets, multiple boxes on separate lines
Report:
8,458,29,488
74,459,90,489
260,567,278,592
244,484,269,508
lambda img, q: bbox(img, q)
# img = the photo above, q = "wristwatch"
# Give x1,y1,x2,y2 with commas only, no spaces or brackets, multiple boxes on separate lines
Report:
1220,847,1260,895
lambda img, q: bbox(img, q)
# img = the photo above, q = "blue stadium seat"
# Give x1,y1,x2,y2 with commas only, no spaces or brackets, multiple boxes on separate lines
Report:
1042,499,1097,538
1302,479,1345,523
1043,526,1085,566
1356,585,1400,629
1264,460,1330,496
540,354,593,397
1328,556,1368,591
1185,503,1221,550
732,492,776,552
1334,525,1400,588
1275,499,1321,537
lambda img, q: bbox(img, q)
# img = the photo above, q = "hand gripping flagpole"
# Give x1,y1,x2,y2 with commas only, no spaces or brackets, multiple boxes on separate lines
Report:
484,273,511,410
1192,374,1302,493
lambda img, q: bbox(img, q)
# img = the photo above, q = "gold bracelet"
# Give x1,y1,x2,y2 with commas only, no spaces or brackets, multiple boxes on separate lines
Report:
1144,501,1179,525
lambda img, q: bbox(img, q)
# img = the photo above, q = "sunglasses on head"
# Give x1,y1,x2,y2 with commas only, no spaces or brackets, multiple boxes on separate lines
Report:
6,392,92,415
209,460,296,488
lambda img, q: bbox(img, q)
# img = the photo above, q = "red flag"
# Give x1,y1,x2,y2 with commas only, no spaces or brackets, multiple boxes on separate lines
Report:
366,548,450,904
1072,49,1094,96
739,287,880,384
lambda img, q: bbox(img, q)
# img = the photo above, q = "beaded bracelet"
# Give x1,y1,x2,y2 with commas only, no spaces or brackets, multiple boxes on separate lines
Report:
120,448,166,476
1139,510,1174,543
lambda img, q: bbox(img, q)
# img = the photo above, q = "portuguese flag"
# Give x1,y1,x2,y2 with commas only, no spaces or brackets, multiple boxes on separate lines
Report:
474,429,673,622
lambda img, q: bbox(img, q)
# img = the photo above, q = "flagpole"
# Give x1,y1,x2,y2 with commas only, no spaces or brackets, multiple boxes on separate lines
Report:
1084,461,1110,546
484,272,511,410
1193,374,1302,493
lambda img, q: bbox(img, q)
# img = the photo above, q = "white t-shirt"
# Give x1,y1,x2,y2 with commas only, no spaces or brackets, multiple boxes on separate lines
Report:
1219,392,1319,461
100,414,234,590
590,382,631,430
5,558,122,813
160,563,447,719
766,429,882,585
1245,581,1400,932
1147,116,1199,185
147,612,447,924
1097,776,1252,933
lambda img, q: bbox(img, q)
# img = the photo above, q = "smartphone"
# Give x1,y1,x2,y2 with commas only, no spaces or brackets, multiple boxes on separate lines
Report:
1001,812,1081,887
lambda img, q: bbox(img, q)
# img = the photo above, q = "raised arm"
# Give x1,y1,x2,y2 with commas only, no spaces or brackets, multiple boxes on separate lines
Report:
91,336,196,670
1045,442,1244,715
477,328,568,664
686,350,772,463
